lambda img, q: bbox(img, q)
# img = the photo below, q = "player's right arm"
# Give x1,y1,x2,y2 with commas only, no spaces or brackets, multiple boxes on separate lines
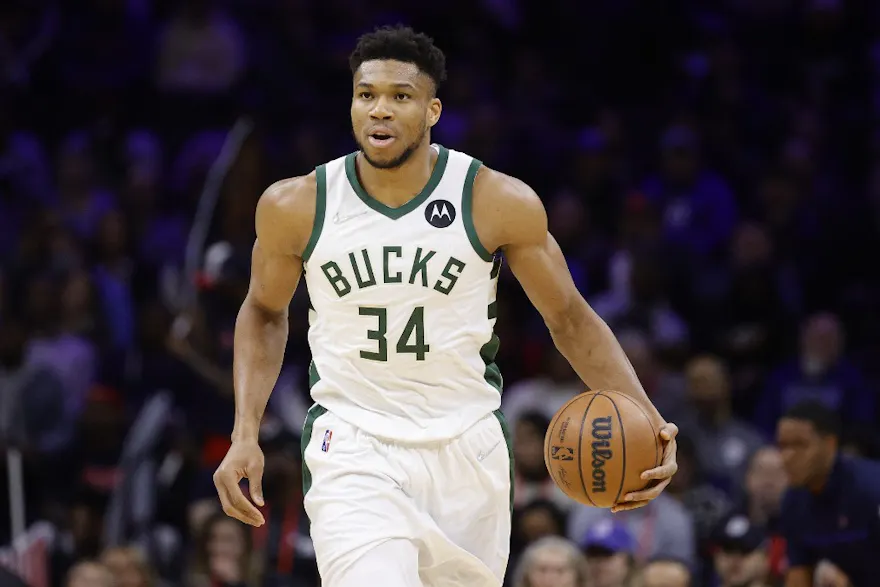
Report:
213,174,316,527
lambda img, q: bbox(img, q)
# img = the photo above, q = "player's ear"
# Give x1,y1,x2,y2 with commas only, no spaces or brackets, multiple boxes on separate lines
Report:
427,97,442,128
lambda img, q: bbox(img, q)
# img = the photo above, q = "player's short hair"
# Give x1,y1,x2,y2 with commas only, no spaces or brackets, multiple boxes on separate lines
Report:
783,400,841,438
349,25,447,92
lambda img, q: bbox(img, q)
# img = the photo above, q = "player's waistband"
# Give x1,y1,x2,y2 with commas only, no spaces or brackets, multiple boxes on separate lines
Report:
304,402,504,448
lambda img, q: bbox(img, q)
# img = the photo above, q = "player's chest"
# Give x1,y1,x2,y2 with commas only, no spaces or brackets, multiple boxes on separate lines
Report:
306,240,480,300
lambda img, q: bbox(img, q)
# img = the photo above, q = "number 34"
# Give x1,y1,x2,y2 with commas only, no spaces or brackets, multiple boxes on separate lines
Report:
359,306,429,361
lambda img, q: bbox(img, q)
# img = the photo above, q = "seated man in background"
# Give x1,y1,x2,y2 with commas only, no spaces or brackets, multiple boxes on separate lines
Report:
777,401,880,587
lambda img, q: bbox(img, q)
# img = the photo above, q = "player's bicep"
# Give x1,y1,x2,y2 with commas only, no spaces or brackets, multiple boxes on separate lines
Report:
504,231,582,332
245,175,315,314
479,170,583,332
247,240,302,314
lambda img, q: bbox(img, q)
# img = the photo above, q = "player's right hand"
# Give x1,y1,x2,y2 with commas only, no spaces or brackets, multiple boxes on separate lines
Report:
213,440,266,527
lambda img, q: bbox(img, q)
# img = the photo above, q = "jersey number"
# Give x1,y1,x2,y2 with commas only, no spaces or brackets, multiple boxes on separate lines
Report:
359,306,430,361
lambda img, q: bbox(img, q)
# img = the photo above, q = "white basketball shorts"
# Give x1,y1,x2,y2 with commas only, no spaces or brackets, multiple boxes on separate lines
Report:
300,404,513,587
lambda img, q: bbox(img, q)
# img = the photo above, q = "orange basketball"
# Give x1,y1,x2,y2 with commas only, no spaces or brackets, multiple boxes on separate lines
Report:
544,390,661,508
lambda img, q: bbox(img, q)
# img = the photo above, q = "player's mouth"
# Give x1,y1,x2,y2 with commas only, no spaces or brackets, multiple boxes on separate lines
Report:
367,129,396,148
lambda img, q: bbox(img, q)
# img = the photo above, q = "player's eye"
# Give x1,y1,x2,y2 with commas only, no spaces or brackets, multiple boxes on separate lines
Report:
395,93,410,100
359,92,372,100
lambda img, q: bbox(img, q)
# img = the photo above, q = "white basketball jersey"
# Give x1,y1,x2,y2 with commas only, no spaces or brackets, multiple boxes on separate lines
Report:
302,145,503,442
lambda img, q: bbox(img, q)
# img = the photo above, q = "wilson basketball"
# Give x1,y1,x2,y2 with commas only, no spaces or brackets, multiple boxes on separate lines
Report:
544,390,661,508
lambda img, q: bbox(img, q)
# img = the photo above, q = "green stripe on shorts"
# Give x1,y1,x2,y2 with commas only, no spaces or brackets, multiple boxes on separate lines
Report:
300,404,328,496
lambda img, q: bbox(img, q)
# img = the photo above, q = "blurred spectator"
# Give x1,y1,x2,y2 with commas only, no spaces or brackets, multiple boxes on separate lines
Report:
641,124,738,264
0,105,53,255
23,271,98,421
56,132,116,242
580,520,636,587
157,0,246,94
777,401,880,587
510,500,568,584
188,512,260,587
0,315,68,456
591,250,689,358
693,222,799,413
617,330,687,422
756,313,874,438
512,411,571,513
710,513,771,587
734,446,788,583
51,488,107,584
502,348,582,431
92,210,137,352
678,355,763,491
65,560,114,587
511,536,587,587
569,492,696,569
664,435,730,569
100,546,154,587
639,558,692,587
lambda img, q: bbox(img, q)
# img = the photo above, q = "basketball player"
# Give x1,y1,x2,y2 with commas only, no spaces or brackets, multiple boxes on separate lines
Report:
213,25,679,587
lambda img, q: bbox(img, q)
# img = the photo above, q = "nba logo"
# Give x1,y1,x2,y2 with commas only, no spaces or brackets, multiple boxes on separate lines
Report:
321,429,333,452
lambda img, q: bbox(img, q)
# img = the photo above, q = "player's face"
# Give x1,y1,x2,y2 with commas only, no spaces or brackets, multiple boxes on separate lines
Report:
351,59,441,169
776,418,833,487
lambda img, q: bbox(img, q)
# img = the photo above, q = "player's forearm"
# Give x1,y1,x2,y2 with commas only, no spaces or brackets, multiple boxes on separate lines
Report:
231,297,289,442
548,299,664,423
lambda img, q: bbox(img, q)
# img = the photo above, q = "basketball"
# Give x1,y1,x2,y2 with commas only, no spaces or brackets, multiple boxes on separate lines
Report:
544,390,662,508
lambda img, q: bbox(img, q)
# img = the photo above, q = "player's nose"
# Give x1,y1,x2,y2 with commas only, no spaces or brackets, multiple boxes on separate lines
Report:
369,97,394,120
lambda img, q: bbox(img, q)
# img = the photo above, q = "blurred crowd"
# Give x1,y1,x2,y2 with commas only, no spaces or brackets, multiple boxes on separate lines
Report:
1,0,879,586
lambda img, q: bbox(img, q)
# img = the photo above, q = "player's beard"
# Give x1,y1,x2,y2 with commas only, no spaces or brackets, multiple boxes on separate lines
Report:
354,121,427,170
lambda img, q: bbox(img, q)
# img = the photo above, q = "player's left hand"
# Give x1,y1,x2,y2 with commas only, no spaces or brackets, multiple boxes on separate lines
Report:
611,422,678,513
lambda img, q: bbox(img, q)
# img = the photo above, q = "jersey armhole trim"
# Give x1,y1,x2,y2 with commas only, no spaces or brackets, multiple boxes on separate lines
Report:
302,164,327,263
462,158,495,262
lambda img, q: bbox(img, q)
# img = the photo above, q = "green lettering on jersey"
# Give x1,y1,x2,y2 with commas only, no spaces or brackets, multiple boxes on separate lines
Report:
408,247,436,287
348,249,377,289
321,261,351,297
383,246,403,284
433,257,466,295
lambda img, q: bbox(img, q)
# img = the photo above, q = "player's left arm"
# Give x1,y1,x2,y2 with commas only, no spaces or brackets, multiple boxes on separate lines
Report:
472,168,678,512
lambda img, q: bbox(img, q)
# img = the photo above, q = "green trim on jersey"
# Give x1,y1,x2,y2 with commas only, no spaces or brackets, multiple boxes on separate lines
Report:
344,145,449,220
462,158,494,262
480,334,503,393
308,360,320,388
493,409,515,514
300,404,328,496
302,165,327,262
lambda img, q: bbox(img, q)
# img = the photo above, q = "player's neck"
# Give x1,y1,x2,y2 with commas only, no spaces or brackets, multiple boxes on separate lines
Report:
356,143,436,208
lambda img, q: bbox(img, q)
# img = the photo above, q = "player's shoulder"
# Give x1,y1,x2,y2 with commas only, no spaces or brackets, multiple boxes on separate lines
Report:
470,164,547,249
259,173,317,213
472,165,542,210
256,173,318,257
